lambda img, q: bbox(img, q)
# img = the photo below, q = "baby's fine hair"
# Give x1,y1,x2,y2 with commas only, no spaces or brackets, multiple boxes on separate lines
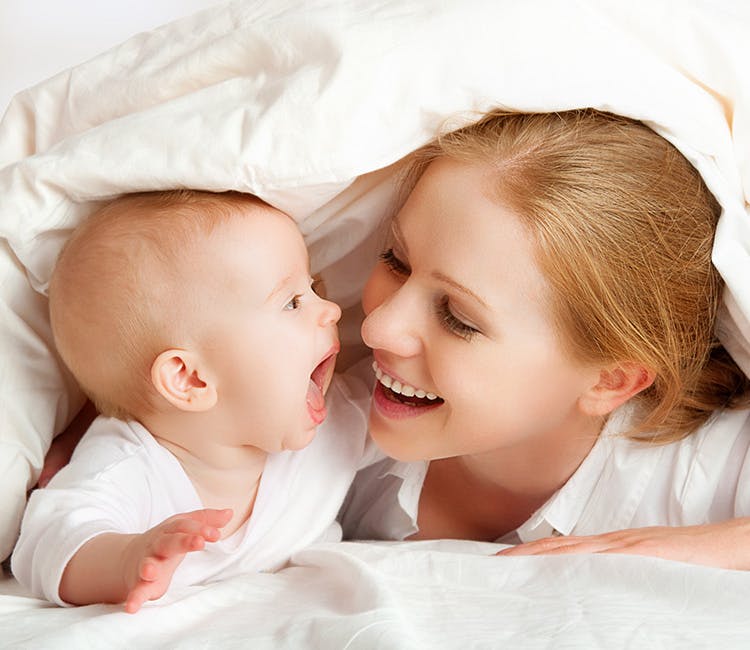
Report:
406,109,750,443
49,190,267,420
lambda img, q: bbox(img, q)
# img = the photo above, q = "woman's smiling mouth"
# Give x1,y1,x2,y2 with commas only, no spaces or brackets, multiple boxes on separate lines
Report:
371,360,444,416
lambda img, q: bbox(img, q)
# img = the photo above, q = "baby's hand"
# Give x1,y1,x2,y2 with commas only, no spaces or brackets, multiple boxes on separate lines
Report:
122,508,233,613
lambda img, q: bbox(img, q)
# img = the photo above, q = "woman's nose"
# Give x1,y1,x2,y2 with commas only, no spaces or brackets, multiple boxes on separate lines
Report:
361,289,422,358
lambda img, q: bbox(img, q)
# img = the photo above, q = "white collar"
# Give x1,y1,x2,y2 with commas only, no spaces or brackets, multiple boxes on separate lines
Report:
516,406,665,541
381,406,665,543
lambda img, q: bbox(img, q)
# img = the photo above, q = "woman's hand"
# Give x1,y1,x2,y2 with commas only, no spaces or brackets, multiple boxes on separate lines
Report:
37,400,97,487
496,518,750,570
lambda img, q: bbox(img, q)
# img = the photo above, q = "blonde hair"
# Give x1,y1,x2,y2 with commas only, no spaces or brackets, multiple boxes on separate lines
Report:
49,190,267,420
406,109,750,443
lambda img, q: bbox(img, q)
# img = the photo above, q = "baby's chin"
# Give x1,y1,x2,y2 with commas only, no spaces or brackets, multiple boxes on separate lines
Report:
279,425,319,452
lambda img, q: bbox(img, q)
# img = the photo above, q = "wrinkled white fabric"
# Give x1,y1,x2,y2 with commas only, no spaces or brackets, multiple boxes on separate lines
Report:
0,0,748,567
3,539,750,648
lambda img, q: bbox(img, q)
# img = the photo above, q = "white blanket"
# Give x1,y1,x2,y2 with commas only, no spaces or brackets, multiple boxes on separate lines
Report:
3,540,750,648
1,0,750,644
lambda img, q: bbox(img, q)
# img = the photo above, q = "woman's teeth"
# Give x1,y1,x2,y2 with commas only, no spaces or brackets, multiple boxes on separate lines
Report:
372,361,441,401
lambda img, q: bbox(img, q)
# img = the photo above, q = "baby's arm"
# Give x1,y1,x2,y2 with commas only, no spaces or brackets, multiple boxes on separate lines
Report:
60,508,232,613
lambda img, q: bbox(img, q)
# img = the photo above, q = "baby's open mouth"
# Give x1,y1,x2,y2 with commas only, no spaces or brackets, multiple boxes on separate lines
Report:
311,350,336,395
306,347,339,424
372,361,444,407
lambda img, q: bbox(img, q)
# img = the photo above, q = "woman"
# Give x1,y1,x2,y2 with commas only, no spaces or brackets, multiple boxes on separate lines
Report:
340,109,750,569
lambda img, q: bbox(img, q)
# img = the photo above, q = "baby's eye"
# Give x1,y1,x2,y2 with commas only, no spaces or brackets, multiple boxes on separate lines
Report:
284,295,302,311
380,248,410,276
435,296,479,341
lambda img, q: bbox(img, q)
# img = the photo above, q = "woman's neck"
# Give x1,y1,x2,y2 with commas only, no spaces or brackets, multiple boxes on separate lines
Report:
413,415,604,542
456,421,601,499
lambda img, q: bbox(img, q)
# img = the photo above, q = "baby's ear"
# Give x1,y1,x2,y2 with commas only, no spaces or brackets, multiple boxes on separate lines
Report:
151,349,217,412
578,362,655,417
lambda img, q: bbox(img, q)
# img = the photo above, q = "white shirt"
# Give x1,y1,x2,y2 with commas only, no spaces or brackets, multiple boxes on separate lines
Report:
340,406,750,544
12,373,372,606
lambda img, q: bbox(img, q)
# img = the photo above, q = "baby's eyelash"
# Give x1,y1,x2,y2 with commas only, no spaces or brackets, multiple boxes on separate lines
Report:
435,296,478,341
379,248,410,275
284,295,302,311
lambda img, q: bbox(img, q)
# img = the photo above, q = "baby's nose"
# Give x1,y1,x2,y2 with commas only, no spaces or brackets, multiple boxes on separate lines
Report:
319,298,342,326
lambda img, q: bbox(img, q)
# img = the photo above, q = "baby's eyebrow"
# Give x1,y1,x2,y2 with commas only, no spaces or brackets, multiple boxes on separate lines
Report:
431,270,489,309
266,274,294,302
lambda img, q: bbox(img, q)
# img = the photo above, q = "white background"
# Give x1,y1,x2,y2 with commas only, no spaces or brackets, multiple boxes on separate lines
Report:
0,0,223,115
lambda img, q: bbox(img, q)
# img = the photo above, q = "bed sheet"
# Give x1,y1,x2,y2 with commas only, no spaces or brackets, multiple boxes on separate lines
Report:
3,540,750,649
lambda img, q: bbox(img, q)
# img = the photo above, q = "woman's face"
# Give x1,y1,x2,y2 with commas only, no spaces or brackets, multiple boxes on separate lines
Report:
360,157,602,462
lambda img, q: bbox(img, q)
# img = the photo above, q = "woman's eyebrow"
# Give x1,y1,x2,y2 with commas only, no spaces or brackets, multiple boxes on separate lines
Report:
431,270,489,309
393,218,489,308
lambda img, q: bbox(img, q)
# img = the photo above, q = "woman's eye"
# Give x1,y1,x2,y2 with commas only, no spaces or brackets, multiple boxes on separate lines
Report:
379,248,410,276
435,296,478,341
284,295,302,311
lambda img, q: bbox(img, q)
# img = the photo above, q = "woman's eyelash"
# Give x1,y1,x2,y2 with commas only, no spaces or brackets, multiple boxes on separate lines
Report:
435,296,478,341
380,248,478,340
379,248,410,275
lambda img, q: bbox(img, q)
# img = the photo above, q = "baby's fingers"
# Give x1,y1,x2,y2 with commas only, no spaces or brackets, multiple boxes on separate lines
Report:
124,584,151,614
181,508,234,529
151,531,206,559
124,575,169,615
162,509,232,540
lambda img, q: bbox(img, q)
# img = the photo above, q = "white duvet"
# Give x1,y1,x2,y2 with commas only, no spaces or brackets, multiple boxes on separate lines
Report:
3,541,750,649
1,0,749,646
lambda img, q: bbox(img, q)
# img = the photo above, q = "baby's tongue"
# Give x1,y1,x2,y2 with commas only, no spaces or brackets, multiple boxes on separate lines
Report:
306,377,325,414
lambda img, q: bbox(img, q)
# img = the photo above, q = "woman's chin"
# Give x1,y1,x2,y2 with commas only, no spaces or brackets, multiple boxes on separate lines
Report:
368,417,431,462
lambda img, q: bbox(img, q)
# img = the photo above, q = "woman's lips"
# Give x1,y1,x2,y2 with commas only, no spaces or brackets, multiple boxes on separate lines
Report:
371,375,444,421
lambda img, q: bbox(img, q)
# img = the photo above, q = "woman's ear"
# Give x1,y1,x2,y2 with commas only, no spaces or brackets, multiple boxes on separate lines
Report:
151,349,217,412
578,362,655,417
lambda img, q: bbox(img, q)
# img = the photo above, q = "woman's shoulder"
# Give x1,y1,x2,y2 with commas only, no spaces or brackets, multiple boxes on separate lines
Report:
574,406,750,531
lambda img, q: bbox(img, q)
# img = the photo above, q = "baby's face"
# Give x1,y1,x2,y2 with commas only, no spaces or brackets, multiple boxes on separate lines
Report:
194,208,341,452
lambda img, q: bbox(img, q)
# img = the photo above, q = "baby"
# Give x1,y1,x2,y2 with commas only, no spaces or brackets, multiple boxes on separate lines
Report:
12,190,371,612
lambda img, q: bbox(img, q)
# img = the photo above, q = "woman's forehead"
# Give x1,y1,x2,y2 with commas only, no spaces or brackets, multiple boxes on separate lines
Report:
396,163,551,318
